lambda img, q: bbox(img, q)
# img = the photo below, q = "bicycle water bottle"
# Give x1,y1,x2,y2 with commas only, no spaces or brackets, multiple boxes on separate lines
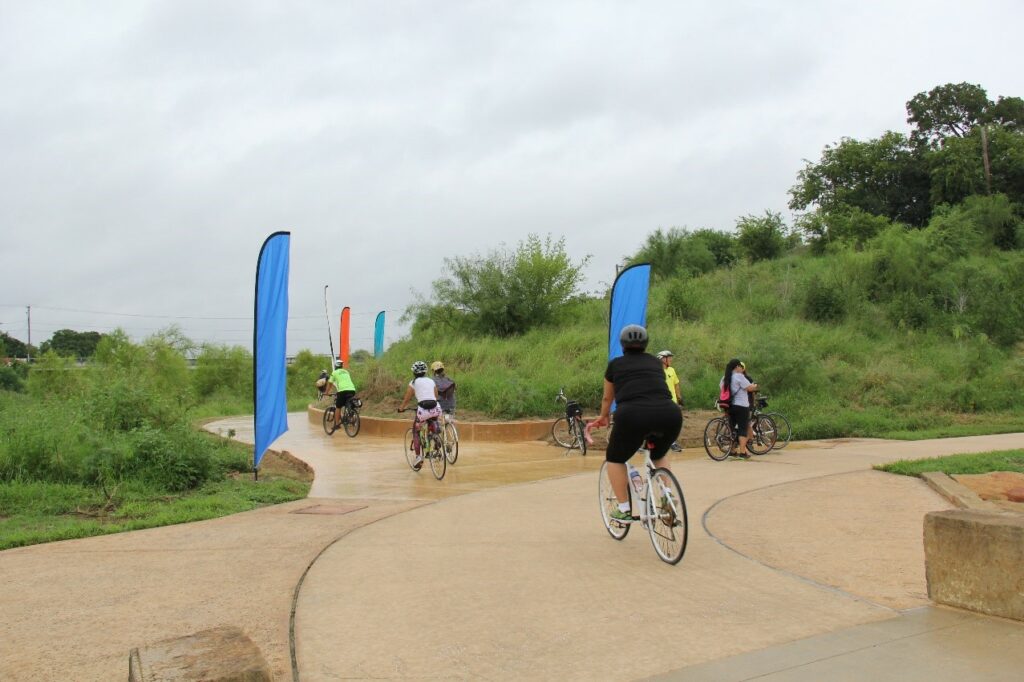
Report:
627,463,644,496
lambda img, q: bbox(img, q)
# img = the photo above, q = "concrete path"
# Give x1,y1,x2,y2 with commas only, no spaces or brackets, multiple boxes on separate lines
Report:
291,432,1024,680
1,412,1022,681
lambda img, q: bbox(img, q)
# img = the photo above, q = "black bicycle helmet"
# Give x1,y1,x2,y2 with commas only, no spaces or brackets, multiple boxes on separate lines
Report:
619,324,648,350
411,360,428,376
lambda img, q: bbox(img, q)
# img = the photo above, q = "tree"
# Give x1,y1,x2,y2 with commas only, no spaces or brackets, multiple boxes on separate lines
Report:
736,211,788,262
789,131,931,226
0,332,31,359
39,329,104,359
907,83,1024,148
907,82,991,147
409,235,589,337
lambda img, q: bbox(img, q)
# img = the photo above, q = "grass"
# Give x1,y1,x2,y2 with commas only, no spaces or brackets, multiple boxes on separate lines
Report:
0,448,311,551
877,448,1024,477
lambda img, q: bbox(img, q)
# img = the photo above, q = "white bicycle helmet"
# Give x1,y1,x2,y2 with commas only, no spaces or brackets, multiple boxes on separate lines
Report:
411,360,428,376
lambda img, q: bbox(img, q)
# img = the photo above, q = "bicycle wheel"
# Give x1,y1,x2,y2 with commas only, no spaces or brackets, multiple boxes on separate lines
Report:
574,418,588,456
322,407,337,436
343,409,361,437
598,462,630,540
443,422,459,464
703,417,731,461
551,417,572,448
748,415,777,455
647,468,688,565
428,434,446,480
767,412,792,449
403,428,420,471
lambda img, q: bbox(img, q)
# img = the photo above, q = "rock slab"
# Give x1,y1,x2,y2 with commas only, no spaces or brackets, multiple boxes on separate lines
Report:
924,509,1024,622
129,626,272,681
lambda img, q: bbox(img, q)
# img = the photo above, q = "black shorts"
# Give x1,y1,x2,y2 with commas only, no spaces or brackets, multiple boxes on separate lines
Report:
728,404,750,434
605,401,683,464
335,391,355,409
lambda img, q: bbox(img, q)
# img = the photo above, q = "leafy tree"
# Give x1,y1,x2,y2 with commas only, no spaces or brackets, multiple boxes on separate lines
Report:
0,332,31,359
691,229,739,267
409,235,589,337
907,82,1024,148
736,211,788,262
789,131,931,226
907,82,991,147
39,329,104,359
929,126,1024,206
631,228,691,279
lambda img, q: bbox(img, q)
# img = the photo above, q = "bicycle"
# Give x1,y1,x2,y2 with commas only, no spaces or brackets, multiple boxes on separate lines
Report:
440,411,459,465
399,408,446,480
760,399,792,449
322,395,362,438
552,387,587,455
703,398,777,460
596,432,688,565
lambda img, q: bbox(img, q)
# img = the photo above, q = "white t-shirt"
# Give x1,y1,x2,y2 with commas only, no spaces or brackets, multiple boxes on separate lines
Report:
410,377,437,402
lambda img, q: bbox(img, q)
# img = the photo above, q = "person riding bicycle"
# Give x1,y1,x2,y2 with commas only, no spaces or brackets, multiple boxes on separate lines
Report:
315,369,329,399
589,325,683,522
328,360,357,429
720,359,758,458
656,349,685,452
398,360,442,470
431,361,456,415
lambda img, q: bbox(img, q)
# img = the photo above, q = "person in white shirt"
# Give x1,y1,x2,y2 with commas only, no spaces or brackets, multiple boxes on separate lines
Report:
398,360,441,470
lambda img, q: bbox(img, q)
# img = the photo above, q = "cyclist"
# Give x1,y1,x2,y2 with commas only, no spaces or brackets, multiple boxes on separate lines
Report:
721,358,758,458
656,349,685,452
328,360,357,429
431,361,456,415
589,325,682,522
398,360,442,470
315,369,329,400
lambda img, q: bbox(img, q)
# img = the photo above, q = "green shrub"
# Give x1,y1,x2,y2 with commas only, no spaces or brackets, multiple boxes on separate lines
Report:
803,276,846,323
130,425,213,492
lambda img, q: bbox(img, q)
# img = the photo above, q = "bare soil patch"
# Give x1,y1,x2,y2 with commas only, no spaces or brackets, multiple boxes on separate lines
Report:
954,471,1024,512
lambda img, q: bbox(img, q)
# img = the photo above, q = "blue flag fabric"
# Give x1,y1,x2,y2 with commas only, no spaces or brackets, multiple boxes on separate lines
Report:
374,311,385,358
253,231,291,470
608,263,651,361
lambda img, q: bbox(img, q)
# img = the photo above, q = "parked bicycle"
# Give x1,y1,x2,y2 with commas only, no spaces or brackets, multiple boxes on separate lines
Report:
760,399,792,449
400,408,446,480
552,387,587,455
703,396,777,460
596,431,688,565
323,395,362,437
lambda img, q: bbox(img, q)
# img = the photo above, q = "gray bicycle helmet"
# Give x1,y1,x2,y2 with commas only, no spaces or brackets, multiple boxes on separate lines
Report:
334,360,344,369
619,324,648,350
411,360,428,376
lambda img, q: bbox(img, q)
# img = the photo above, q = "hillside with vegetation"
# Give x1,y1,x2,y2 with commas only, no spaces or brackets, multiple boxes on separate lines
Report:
370,82,1024,438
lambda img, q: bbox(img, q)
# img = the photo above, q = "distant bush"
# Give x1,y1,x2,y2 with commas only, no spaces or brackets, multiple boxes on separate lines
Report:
802,276,846,323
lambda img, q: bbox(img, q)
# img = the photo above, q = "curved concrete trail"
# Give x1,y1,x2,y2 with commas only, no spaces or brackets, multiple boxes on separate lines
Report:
1,413,1022,681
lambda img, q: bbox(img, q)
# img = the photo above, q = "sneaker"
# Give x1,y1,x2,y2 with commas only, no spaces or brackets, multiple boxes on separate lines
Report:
413,454,424,471
609,508,633,522
670,442,682,452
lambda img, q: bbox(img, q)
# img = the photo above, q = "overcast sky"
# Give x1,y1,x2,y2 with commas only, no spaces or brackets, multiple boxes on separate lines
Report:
2,1,1022,355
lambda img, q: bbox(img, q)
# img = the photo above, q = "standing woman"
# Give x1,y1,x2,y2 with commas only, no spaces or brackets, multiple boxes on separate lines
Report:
721,359,758,457
589,325,683,522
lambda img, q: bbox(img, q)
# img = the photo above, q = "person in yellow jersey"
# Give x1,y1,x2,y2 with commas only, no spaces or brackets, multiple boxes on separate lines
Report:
656,350,684,451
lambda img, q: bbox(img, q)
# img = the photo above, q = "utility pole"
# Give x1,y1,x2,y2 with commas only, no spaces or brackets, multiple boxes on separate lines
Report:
980,125,993,195
26,306,31,362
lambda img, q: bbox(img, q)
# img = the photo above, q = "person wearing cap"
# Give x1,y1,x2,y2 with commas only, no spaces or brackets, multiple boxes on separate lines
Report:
431,361,456,415
590,325,683,522
656,350,684,452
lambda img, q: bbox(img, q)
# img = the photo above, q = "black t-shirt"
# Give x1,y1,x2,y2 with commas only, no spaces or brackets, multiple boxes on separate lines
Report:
604,352,672,405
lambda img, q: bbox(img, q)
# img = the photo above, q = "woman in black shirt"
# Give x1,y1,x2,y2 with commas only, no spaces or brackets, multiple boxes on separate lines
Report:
589,325,683,521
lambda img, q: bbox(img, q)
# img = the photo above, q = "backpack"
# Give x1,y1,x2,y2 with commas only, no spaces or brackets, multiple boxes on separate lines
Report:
717,382,731,411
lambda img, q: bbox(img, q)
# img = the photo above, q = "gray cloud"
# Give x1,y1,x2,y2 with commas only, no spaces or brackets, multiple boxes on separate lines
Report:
2,0,1022,352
